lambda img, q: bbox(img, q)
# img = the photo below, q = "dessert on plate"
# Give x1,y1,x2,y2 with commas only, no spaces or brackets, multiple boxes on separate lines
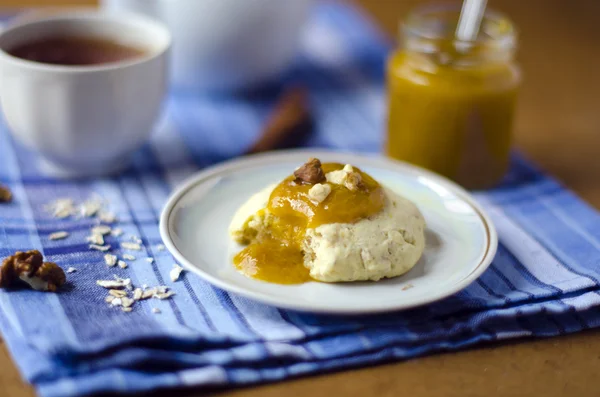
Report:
229,158,426,284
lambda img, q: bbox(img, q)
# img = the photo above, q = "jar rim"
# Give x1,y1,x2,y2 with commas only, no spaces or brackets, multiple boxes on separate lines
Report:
401,4,517,47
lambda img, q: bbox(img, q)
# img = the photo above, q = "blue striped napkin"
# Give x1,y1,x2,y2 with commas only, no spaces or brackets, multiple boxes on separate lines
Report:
1,3,600,397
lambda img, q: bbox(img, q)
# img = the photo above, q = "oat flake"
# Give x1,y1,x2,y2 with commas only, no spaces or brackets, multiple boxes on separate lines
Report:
154,291,176,300
92,225,112,235
122,254,136,261
90,244,111,252
121,242,141,251
118,260,128,269
109,289,127,298
97,280,127,289
49,231,69,241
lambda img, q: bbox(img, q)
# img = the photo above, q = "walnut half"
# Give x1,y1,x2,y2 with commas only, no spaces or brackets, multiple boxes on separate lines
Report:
294,158,325,185
0,185,12,203
0,250,66,292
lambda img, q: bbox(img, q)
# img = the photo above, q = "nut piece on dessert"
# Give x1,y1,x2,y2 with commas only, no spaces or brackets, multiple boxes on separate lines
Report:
344,171,363,191
0,250,66,292
308,183,332,204
0,185,11,203
326,164,363,191
294,158,325,184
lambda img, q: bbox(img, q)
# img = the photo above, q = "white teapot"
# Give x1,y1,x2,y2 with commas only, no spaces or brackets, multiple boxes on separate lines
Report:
101,0,314,91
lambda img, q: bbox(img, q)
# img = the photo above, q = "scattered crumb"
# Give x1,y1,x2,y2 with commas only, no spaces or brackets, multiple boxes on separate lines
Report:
104,254,117,267
121,242,141,251
130,235,142,244
170,264,184,282
109,290,127,298
111,228,124,237
122,254,136,261
156,244,165,251
145,258,154,264
80,199,102,218
111,298,122,306
86,233,104,245
49,231,69,241
98,211,117,224
156,285,168,294
121,307,133,313
141,288,156,300
91,225,111,236
402,284,414,291
152,308,161,314
66,267,77,273
45,198,75,218
117,260,128,269
119,276,133,290
307,183,331,204
121,297,134,308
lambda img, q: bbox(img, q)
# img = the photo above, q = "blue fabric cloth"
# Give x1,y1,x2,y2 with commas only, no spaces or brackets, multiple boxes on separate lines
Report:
1,3,600,396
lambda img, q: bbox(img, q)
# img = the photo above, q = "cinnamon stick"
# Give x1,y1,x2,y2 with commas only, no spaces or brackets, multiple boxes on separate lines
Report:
246,86,314,154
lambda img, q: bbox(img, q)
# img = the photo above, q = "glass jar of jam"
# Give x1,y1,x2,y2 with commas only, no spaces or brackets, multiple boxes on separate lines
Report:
386,5,521,189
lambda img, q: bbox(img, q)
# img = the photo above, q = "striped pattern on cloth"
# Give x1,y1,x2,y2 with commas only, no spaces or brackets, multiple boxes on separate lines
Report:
0,3,599,397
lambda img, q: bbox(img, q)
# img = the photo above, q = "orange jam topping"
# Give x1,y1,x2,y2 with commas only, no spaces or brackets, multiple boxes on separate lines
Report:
234,162,385,284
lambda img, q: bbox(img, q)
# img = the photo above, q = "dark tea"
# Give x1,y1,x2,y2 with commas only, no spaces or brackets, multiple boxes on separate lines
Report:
7,36,146,66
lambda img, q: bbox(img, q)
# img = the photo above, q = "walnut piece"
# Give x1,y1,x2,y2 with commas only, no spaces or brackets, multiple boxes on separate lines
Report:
308,183,332,204
344,171,363,191
0,250,66,292
32,262,66,292
0,250,43,288
0,185,12,203
294,158,325,185
325,164,364,191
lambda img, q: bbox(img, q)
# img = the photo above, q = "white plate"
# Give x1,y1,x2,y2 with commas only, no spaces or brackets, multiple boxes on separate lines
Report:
160,150,497,314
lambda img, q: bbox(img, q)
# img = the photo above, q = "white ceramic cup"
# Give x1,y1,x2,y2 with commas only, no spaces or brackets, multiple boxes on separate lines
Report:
101,0,314,92
0,12,171,178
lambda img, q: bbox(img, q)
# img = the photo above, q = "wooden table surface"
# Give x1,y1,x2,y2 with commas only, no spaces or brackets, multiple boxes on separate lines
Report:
0,0,599,396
